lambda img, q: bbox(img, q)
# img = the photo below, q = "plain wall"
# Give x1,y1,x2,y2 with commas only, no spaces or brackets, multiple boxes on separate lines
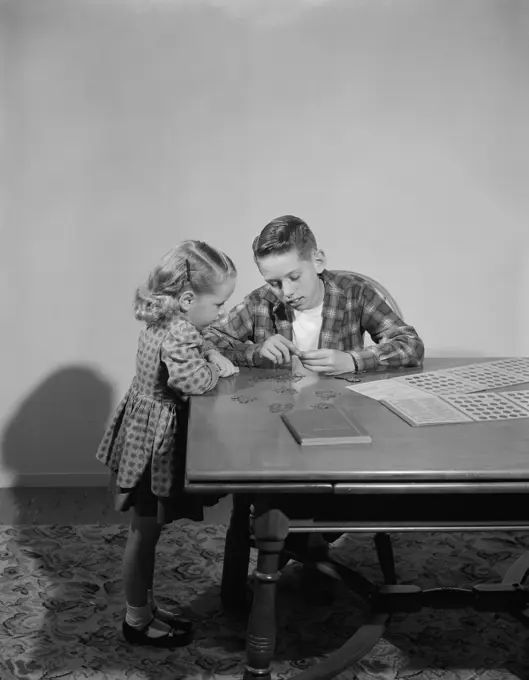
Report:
1,0,528,485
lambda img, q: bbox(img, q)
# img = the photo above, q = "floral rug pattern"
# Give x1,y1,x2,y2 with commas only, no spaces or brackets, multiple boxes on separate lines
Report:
2,523,529,679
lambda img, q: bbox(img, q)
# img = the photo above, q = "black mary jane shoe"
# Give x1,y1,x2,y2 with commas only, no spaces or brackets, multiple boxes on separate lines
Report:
122,618,193,649
152,607,194,634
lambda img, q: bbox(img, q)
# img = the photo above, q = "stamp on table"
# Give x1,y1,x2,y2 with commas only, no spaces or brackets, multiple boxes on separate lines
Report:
268,402,294,414
231,395,257,404
314,389,338,400
273,386,299,395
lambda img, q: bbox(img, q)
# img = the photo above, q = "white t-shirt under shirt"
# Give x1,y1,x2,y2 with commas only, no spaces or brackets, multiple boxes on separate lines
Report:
292,303,323,353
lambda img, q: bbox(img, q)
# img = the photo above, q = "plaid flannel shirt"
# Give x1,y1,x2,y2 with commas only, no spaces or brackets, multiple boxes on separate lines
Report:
203,270,424,372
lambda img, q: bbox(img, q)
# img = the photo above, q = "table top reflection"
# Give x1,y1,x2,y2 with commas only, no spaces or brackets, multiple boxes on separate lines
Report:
186,357,529,486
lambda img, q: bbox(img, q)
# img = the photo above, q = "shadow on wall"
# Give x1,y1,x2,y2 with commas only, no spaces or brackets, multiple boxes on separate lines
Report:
1,365,114,487
0,366,119,678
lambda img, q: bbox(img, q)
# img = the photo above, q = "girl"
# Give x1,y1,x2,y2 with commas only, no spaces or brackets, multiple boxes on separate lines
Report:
96,240,238,649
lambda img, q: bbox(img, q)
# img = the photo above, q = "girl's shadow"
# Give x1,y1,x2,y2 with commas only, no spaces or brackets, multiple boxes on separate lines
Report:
1,366,115,678
2,365,113,489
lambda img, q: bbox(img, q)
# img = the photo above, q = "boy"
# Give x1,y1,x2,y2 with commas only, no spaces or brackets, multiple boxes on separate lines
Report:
205,214,424,372
205,215,424,568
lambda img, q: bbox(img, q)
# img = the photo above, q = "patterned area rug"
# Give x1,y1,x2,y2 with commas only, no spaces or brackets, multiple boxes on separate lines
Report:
2,523,529,680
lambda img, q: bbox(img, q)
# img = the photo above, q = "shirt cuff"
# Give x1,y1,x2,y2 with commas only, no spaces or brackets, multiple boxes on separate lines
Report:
247,344,277,369
246,344,260,367
348,350,378,373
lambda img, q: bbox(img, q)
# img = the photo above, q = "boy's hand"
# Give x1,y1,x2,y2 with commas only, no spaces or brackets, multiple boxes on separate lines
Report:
299,349,355,375
258,335,301,365
207,350,239,377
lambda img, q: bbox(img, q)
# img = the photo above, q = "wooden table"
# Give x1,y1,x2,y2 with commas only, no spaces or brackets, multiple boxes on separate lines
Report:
186,358,529,680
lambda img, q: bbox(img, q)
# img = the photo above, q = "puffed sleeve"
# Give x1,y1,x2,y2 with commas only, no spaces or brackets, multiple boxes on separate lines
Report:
161,321,219,396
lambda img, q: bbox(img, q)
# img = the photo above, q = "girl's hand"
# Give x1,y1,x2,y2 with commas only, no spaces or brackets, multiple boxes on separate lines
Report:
207,350,240,377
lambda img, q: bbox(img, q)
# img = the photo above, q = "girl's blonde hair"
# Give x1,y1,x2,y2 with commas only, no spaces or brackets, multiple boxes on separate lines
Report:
134,240,236,323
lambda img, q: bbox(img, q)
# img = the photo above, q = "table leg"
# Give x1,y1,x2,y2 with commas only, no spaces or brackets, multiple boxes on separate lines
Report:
374,532,396,585
244,507,289,680
502,549,529,624
221,494,252,612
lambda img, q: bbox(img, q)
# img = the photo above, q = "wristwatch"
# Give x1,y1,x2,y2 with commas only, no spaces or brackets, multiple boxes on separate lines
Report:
334,354,361,382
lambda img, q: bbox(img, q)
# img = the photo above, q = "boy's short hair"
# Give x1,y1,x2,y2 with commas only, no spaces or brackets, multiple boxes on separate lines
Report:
252,215,318,261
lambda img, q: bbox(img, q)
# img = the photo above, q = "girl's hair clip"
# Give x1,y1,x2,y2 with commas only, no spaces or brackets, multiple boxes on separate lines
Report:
185,258,192,282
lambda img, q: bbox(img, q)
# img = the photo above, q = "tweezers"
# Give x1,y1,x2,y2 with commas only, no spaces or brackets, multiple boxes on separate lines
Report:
334,374,362,383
